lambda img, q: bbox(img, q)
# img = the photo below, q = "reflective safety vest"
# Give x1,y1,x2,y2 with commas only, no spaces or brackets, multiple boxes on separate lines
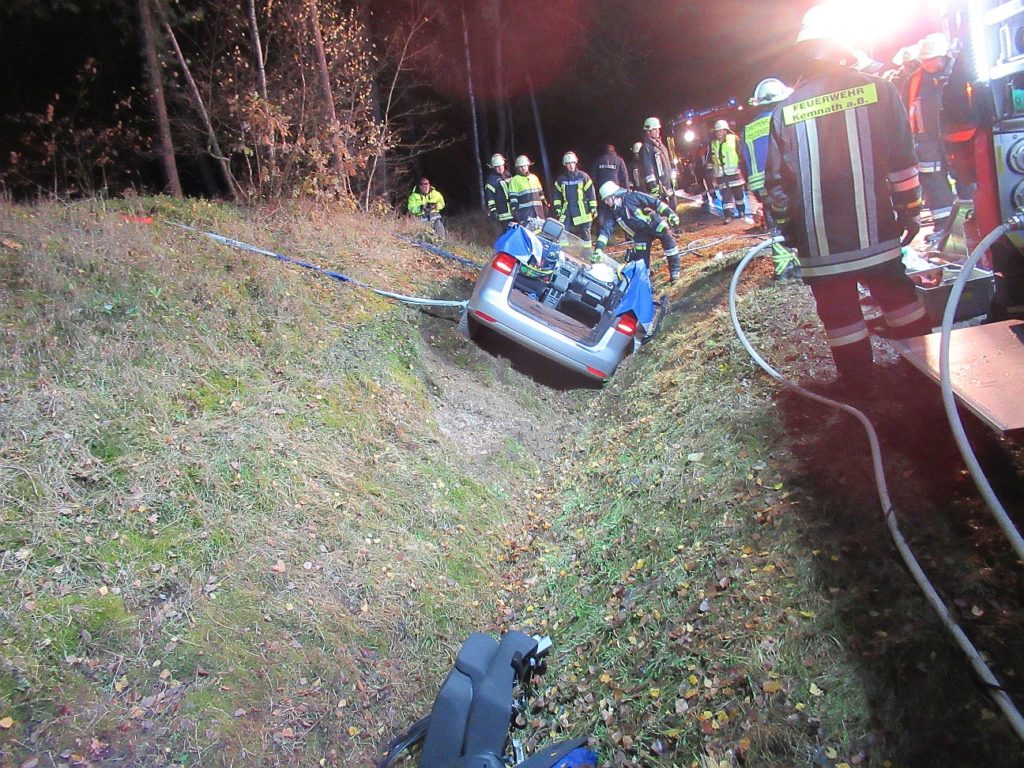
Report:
508,172,547,222
407,187,445,217
553,169,597,226
741,113,772,192
484,170,513,223
710,133,742,178
595,190,673,249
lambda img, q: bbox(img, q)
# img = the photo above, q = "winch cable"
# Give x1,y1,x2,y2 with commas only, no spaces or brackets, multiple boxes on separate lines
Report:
170,223,468,310
939,218,1024,563
394,234,485,270
729,238,1024,743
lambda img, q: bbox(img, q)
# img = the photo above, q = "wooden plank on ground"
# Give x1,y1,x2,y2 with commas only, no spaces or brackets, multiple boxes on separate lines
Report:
891,320,1024,434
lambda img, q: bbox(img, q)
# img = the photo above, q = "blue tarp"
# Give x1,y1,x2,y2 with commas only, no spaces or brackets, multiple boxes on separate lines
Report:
615,260,655,324
494,225,543,266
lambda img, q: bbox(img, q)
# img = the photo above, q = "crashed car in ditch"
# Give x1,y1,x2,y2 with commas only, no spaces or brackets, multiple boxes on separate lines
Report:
464,218,656,381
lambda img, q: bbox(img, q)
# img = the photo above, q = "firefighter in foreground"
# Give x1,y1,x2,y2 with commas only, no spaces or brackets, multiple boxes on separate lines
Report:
592,181,682,282
765,4,933,386
553,151,598,246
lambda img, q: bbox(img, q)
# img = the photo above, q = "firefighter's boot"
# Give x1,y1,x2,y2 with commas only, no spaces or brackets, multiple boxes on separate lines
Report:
667,252,682,282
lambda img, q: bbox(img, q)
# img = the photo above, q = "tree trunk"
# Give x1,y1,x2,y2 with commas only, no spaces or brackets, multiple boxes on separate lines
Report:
306,0,347,187
162,20,241,200
528,75,551,195
484,0,507,154
247,0,268,100
138,0,181,196
462,0,484,209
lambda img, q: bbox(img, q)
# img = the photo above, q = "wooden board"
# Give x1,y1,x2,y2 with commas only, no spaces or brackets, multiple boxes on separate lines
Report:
508,288,596,343
891,320,1024,434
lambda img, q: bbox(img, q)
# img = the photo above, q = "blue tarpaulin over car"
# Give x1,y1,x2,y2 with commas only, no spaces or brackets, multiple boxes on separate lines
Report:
494,225,544,265
615,260,655,324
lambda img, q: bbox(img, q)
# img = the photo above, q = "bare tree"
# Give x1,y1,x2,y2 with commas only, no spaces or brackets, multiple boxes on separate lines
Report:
138,0,181,196
306,0,347,188
462,0,484,208
161,19,241,200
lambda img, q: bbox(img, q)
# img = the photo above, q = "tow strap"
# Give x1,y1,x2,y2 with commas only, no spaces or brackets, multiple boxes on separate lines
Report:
170,223,468,310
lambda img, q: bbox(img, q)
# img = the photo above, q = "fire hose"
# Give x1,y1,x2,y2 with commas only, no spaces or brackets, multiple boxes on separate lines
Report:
729,237,1024,744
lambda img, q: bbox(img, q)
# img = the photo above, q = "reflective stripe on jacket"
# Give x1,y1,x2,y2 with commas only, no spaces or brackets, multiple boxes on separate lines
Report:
639,137,673,193
764,64,921,279
711,133,742,178
485,170,513,222
553,170,597,226
508,172,547,222
407,188,445,216
595,190,673,248
741,112,773,192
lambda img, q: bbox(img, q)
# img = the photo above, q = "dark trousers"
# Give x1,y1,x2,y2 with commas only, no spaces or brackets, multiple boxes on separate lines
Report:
808,259,931,378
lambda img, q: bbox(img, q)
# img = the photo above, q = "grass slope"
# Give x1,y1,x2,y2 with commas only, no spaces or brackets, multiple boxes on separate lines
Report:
0,198,567,766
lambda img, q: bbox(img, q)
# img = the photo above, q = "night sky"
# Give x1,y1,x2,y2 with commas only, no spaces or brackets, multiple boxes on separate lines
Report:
0,0,946,208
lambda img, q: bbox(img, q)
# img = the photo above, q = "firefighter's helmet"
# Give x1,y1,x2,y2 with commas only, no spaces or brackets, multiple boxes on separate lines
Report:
490,153,506,168
562,151,579,165
713,119,729,132
599,181,622,201
643,117,661,131
515,155,531,169
795,4,840,44
632,142,642,154
749,78,792,106
918,32,949,60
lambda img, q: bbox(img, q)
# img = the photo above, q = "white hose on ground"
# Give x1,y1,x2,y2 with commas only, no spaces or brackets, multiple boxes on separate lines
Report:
938,221,1024,563
729,238,1024,744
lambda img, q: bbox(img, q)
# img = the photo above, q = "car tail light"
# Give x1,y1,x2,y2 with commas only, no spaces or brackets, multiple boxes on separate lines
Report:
586,366,608,379
473,309,497,323
614,312,639,336
491,252,518,276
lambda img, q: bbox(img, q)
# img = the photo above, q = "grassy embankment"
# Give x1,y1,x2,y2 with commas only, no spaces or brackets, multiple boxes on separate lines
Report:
0,198,568,765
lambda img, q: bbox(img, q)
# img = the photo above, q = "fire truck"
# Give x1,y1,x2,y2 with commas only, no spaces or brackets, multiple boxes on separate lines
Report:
668,99,746,197
917,0,1024,318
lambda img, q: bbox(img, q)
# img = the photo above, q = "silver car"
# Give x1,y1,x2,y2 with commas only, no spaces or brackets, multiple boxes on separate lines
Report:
464,219,648,381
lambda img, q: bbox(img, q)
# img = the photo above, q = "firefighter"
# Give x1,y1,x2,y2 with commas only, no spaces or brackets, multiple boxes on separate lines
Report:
764,4,933,386
638,117,677,213
742,78,793,231
407,177,446,238
553,151,597,245
904,32,957,235
592,181,682,283
710,119,749,223
484,153,514,235
591,144,630,190
508,155,548,223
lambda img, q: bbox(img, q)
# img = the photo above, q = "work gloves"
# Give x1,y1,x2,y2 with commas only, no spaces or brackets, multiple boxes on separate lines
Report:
591,249,605,263
667,212,680,227
771,242,800,276
897,212,921,247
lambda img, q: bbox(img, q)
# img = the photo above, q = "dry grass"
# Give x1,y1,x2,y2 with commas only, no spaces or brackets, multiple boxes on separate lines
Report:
0,197,555,766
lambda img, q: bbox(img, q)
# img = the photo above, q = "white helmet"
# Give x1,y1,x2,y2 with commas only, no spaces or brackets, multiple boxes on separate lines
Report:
631,141,642,154
599,181,622,201
562,151,579,165
490,153,506,168
515,154,531,168
713,119,729,131
795,5,841,44
749,77,792,106
643,117,661,131
918,32,950,60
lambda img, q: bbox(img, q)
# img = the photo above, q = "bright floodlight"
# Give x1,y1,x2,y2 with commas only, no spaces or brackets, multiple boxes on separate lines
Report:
683,129,696,143
814,0,932,46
